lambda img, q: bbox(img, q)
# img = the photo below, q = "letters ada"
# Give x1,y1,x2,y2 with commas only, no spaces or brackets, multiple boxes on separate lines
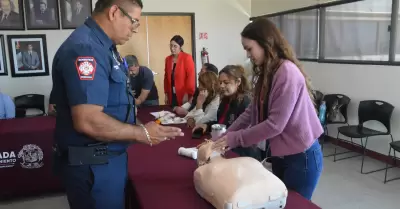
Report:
75,56,97,80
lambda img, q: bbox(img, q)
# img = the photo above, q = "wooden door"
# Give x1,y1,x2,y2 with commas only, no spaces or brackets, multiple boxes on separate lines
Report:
118,15,193,105
117,16,149,66
147,15,193,105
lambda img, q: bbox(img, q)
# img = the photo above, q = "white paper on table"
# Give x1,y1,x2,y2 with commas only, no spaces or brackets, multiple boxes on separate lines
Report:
150,110,174,118
150,111,187,125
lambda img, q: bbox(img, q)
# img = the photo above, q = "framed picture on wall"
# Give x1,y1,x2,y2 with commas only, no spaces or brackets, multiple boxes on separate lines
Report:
7,34,50,78
0,0,25,30
0,35,7,76
24,0,60,30
60,0,92,29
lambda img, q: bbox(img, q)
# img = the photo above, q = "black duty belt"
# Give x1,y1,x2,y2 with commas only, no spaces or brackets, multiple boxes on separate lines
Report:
53,143,126,166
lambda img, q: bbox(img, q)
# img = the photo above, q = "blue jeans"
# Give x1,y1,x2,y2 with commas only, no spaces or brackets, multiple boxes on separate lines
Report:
271,140,323,200
59,153,128,209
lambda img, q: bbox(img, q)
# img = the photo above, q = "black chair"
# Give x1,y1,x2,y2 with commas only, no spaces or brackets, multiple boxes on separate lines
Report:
384,141,400,183
336,100,394,174
320,94,351,155
14,94,46,117
15,108,26,118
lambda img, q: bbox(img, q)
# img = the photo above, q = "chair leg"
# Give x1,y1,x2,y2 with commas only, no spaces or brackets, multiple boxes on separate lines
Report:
362,135,396,175
322,126,334,157
384,147,393,183
332,133,362,162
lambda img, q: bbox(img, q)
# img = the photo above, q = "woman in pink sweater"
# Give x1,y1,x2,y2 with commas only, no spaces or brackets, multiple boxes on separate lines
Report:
213,18,324,200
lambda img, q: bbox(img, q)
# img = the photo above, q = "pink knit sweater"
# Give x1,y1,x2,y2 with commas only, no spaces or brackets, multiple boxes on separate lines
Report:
226,60,323,156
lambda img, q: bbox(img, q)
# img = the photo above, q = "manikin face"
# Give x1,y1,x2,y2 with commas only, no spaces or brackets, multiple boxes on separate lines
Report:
241,36,265,67
219,72,240,97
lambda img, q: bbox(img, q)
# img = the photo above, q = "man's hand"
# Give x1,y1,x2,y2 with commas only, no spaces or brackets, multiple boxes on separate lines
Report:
137,121,184,145
174,106,188,116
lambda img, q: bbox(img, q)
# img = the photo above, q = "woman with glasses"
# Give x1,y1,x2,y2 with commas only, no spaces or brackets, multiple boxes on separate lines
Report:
192,65,256,158
164,35,196,107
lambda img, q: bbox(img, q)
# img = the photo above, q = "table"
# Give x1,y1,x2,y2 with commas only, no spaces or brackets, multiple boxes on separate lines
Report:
127,106,322,209
0,116,63,199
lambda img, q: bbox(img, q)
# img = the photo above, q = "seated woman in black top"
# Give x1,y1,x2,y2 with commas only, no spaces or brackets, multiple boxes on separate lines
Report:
192,65,258,158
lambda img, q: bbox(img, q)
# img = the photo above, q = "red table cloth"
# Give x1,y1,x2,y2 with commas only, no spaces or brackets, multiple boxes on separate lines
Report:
0,116,63,199
127,106,321,209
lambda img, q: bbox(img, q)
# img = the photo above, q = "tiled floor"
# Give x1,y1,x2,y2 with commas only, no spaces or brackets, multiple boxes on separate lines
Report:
0,144,399,209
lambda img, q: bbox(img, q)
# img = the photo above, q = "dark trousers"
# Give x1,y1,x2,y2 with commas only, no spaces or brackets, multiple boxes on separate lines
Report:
59,153,128,209
271,140,323,200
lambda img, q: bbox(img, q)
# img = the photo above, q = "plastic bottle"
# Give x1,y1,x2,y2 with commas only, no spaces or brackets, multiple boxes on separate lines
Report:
318,101,327,125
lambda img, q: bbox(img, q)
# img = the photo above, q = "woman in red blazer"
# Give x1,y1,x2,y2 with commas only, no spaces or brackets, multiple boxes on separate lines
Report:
164,35,196,107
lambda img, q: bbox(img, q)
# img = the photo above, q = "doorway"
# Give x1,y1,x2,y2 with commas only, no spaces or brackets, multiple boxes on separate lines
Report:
117,13,196,105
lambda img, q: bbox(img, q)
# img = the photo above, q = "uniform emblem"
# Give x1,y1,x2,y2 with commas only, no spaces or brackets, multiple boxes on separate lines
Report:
18,144,44,169
75,56,97,80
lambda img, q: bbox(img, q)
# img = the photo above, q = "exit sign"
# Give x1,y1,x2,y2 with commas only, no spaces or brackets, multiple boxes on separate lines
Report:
199,32,208,40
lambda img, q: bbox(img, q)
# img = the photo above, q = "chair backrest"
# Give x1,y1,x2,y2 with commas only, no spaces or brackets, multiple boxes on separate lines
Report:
14,94,45,114
323,94,351,123
358,100,394,133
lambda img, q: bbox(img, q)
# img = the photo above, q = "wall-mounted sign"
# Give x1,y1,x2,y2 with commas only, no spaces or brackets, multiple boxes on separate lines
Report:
199,32,208,40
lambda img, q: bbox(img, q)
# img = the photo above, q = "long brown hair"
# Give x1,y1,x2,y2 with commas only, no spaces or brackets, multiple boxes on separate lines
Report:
198,71,220,106
219,65,250,101
241,18,314,105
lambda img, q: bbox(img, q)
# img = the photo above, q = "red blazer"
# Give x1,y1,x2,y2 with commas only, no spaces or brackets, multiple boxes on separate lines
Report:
164,52,195,106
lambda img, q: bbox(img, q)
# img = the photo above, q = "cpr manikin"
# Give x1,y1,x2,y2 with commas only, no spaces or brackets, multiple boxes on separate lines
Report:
194,140,288,209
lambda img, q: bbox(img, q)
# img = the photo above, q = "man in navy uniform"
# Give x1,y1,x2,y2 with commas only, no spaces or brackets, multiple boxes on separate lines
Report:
50,0,183,208
125,55,159,106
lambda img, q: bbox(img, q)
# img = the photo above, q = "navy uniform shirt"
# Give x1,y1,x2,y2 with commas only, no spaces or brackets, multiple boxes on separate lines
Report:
51,17,135,152
130,66,159,101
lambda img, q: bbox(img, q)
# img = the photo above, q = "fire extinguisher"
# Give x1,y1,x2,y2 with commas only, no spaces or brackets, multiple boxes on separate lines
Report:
201,47,209,65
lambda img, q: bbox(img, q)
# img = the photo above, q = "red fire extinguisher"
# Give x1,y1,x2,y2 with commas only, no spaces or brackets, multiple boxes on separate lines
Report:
201,47,209,65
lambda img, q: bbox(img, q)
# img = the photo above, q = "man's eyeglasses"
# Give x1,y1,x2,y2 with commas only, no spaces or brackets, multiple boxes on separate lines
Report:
118,6,140,30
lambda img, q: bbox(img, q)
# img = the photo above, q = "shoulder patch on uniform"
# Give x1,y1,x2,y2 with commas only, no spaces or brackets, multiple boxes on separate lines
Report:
75,56,97,80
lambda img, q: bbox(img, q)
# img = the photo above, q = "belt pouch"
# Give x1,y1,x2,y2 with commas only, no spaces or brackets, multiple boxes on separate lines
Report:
68,145,109,166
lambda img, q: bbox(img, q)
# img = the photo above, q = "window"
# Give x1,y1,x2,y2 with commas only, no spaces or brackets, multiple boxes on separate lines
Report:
323,0,392,61
281,9,319,59
257,0,400,65
268,16,281,29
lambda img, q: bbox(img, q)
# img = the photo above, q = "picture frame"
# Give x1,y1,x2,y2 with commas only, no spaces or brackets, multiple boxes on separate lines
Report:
7,34,50,78
0,0,25,30
60,0,92,29
24,0,60,30
0,35,7,76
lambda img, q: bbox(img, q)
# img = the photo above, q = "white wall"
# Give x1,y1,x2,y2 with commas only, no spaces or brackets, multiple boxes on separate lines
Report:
0,0,251,109
253,0,398,155
251,0,337,17
304,62,399,155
